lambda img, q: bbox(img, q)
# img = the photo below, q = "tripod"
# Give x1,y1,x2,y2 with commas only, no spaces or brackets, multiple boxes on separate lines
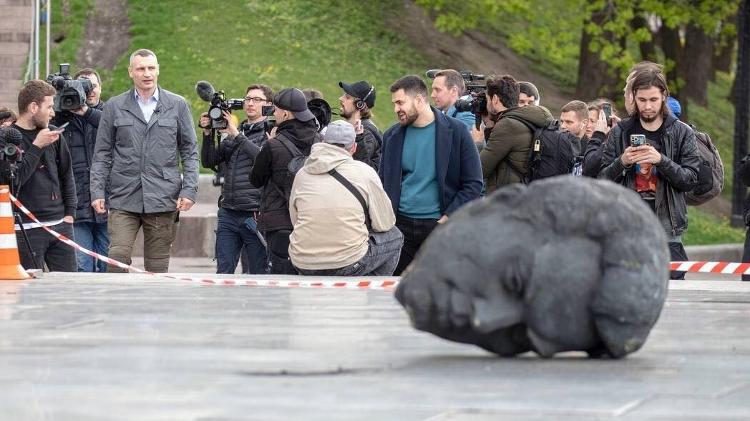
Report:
2,161,41,269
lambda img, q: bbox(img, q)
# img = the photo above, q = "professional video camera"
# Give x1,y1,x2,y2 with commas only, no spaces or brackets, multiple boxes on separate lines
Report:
195,80,244,130
426,69,486,129
0,126,23,186
46,63,93,112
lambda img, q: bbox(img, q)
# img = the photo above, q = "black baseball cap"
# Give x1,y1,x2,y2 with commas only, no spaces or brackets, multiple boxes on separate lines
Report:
273,88,315,122
339,80,376,108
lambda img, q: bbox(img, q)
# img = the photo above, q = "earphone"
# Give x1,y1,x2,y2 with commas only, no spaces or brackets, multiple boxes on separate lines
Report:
355,86,374,110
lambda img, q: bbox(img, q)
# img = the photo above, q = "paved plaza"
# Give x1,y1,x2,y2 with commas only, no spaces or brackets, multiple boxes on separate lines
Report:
0,272,748,420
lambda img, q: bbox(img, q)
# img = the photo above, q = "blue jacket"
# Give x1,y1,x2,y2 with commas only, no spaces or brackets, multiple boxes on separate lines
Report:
379,107,483,217
445,104,476,132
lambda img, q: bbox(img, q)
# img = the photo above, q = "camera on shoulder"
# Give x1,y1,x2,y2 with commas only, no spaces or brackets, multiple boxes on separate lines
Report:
195,80,244,130
46,63,92,112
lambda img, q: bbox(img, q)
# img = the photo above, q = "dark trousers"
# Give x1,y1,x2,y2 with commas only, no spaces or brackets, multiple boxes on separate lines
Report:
266,229,297,275
297,226,404,276
394,214,439,275
107,209,177,273
17,222,77,272
743,227,750,282
669,241,688,280
215,208,267,274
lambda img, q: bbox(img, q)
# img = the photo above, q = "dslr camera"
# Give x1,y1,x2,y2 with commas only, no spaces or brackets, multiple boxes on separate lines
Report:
46,63,92,112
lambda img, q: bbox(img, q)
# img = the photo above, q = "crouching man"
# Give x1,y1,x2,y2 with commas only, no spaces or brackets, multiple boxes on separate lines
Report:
289,120,403,276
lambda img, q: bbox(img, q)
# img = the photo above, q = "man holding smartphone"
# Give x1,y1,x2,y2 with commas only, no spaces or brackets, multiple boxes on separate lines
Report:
11,80,77,271
599,65,700,279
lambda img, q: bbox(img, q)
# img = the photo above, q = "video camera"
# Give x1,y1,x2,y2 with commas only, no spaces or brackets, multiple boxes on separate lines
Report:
46,63,92,112
426,69,487,130
0,126,22,164
195,80,244,130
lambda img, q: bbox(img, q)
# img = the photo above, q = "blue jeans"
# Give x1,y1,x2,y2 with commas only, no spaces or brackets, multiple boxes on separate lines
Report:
73,221,109,272
215,208,268,274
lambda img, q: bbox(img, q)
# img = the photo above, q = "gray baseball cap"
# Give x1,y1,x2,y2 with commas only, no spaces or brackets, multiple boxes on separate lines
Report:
323,120,356,148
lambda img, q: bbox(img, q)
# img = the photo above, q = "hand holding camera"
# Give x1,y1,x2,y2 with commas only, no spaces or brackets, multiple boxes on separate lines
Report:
218,110,239,138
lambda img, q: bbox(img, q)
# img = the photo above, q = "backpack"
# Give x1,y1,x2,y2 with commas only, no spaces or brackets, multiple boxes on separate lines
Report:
505,116,576,183
271,134,309,203
686,125,724,206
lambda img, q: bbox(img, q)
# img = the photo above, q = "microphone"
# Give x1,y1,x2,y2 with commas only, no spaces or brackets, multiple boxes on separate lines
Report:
425,69,442,79
195,80,215,102
0,126,22,145
154,106,161,114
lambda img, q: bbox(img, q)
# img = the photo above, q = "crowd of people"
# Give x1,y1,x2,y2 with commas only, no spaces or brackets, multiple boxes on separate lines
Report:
1,47,734,279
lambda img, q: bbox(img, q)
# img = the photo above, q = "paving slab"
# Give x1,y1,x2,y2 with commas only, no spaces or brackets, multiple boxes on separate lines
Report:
0,273,748,420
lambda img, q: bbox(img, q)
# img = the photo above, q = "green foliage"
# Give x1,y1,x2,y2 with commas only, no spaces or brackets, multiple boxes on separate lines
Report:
38,0,92,79
684,207,745,245
102,0,426,131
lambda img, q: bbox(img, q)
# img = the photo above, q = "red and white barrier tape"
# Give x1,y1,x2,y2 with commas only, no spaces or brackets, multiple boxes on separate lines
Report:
7,191,750,285
7,192,398,290
669,261,750,276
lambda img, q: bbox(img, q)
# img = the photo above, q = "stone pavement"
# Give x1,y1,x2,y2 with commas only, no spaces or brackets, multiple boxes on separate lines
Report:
0,272,748,420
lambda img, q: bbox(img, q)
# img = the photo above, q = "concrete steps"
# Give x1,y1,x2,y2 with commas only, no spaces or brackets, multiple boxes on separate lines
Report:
0,0,32,110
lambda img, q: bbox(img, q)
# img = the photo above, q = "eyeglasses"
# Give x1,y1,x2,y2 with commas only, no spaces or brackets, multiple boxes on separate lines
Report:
244,97,267,104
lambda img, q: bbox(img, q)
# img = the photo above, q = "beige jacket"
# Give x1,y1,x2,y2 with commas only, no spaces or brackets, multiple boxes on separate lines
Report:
289,143,395,270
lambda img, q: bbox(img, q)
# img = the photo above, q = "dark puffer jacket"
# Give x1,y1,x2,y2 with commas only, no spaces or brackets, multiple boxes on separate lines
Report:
202,120,267,211
250,118,321,232
599,114,700,236
53,102,105,223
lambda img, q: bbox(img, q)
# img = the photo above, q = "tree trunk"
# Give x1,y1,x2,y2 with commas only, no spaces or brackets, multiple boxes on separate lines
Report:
713,38,736,78
681,23,715,107
732,0,750,227
660,25,683,93
633,14,657,62
575,5,619,100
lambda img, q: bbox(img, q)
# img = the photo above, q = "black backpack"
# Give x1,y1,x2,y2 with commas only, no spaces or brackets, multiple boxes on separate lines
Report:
271,134,309,203
686,125,724,206
505,116,575,183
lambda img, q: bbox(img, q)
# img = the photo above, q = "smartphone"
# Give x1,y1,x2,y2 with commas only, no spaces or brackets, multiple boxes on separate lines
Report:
261,105,276,117
602,103,612,127
54,122,69,132
630,134,646,146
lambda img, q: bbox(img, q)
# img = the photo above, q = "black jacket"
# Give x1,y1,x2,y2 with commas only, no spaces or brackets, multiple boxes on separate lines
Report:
12,124,76,224
582,130,607,177
201,120,267,211
353,118,382,170
738,155,750,225
53,102,104,223
250,118,320,232
599,114,699,236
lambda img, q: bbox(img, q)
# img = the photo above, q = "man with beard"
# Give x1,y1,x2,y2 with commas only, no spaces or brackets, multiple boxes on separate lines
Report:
250,88,321,274
11,80,76,271
599,66,699,279
379,75,483,275
338,80,382,170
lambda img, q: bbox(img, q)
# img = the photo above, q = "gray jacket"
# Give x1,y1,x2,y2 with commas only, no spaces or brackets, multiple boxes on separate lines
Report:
90,87,199,213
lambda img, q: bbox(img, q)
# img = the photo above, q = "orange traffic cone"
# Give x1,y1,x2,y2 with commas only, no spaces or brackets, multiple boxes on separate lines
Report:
0,185,30,280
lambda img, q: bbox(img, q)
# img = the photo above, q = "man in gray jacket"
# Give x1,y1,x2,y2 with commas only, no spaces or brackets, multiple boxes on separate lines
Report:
90,49,199,273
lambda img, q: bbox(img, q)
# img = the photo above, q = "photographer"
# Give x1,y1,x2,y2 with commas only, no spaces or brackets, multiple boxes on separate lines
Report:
51,67,108,272
11,80,76,271
200,84,272,274
480,74,552,193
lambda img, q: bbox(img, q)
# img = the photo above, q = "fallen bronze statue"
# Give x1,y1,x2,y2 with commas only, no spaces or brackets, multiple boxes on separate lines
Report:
395,177,669,358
